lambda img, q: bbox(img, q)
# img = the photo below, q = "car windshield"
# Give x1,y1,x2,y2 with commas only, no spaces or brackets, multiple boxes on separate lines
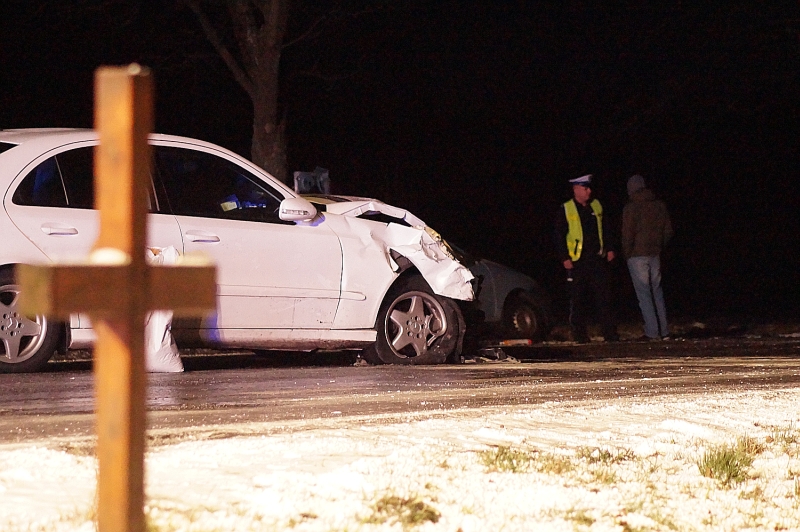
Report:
301,194,353,204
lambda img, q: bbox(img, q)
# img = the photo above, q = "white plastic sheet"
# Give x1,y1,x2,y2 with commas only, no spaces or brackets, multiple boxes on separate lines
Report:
144,246,184,373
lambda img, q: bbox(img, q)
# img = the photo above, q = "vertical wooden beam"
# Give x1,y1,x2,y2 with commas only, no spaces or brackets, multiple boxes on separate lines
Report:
94,64,152,256
93,65,152,532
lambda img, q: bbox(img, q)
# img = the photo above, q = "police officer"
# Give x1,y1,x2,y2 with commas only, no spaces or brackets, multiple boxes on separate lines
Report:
554,174,619,343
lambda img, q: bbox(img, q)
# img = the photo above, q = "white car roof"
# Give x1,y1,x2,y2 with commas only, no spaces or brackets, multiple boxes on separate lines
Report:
0,128,97,149
0,128,235,151
0,128,296,197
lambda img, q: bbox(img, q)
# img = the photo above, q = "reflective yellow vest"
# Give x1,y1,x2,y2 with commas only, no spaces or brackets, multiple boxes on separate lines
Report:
563,199,604,261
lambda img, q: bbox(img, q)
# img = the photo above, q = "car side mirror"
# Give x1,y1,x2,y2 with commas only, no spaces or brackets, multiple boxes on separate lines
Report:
279,197,318,222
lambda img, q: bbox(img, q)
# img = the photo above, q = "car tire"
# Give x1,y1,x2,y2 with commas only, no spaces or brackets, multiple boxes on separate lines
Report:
0,268,60,373
362,275,462,365
502,293,550,341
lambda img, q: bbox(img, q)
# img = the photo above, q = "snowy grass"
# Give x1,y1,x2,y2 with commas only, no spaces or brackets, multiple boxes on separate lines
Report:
477,445,535,473
696,435,761,487
362,492,441,529
4,389,800,530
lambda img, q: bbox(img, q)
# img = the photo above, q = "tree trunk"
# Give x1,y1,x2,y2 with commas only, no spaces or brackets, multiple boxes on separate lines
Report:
250,83,288,184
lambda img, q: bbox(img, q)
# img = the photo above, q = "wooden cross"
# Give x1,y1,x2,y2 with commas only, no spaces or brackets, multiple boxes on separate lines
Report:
18,65,216,532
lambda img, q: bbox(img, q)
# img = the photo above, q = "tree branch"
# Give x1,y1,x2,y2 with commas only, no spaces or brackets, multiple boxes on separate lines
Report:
184,0,255,98
282,4,391,50
282,13,328,50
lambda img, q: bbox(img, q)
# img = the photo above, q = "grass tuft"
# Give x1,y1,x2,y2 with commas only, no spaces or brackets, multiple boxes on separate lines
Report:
697,438,756,486
363,493,440,530
286,512,318,528
564,507,595,526
740,485,766,501
537,452,575,474
478,445,534,473
772,423,798,443
736,434,765,455
590,467,618,484
577,446,636,465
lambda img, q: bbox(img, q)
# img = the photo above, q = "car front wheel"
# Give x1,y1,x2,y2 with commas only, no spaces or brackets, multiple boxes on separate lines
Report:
0,268,60,373
362,275,462,365
503,293,550,341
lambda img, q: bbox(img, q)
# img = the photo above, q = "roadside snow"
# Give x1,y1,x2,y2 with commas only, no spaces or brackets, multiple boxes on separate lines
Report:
3,388,800,531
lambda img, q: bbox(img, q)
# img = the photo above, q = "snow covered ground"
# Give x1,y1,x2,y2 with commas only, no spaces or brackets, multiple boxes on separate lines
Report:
2,386,800,531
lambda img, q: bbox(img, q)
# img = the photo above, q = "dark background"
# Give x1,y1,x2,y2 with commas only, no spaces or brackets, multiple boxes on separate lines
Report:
1,1,798,324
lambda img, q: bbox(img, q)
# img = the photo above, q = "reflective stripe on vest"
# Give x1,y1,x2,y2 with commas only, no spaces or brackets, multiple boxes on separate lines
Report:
563,199,604,261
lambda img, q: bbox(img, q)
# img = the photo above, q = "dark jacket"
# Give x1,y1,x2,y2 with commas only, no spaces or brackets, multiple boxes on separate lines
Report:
621,188,673,259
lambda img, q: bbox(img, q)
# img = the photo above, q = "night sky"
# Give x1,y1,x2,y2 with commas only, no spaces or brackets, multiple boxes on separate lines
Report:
1,1,798,323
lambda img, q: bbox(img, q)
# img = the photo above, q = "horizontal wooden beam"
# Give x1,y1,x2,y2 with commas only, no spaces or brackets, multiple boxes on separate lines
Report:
17,263,217,319
148,265,217,315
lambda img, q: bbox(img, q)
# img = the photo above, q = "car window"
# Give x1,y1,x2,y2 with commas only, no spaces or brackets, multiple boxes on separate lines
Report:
13,156,69,207
12,147,95,209
0,142,17,155
12,146,159,211
57,147,94,209
154,146,287,223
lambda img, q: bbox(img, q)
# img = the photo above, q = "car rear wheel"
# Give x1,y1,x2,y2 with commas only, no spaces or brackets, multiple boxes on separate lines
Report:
503,293,549,341
362,275,462,365
0,268,60,373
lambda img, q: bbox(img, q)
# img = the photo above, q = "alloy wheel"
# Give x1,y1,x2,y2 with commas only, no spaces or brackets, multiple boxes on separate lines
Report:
0,283,47,364
385,290,448,358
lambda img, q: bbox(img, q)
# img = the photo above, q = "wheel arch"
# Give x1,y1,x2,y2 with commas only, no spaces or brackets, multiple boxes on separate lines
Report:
382,264,429,300
503,280,551,311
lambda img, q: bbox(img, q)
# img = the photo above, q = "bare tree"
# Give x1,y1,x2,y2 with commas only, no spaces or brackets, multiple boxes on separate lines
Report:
185,0,291,182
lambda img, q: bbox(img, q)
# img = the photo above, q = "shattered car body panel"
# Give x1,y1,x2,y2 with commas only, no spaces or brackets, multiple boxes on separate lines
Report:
304,195,475,308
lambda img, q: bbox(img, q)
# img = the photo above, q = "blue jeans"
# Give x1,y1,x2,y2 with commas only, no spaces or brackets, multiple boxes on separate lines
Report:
627,256,669,338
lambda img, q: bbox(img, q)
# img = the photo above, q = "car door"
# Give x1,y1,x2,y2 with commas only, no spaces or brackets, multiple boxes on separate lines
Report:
152,143,343,330
3,143,185,329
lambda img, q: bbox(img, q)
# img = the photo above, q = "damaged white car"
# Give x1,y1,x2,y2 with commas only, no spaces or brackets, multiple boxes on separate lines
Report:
0,129,474,372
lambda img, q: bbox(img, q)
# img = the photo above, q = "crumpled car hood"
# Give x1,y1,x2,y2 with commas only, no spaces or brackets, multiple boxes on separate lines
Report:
311,197,474,301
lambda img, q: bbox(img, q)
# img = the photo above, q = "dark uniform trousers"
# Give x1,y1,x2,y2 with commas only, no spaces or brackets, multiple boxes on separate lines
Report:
569,254,617,341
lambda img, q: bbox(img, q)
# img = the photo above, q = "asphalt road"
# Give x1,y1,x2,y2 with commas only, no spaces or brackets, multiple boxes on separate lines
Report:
1,336,799,445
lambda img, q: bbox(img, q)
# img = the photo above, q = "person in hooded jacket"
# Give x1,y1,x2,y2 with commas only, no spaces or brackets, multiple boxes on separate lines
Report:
622,174,674,340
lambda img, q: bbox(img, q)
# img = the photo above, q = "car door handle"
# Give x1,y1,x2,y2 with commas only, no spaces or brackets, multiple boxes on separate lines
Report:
40,223,79,235
185,230,220,243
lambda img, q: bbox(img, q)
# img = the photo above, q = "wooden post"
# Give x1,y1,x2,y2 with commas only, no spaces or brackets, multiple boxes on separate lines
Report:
93,64,151,532
18,65,216,532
